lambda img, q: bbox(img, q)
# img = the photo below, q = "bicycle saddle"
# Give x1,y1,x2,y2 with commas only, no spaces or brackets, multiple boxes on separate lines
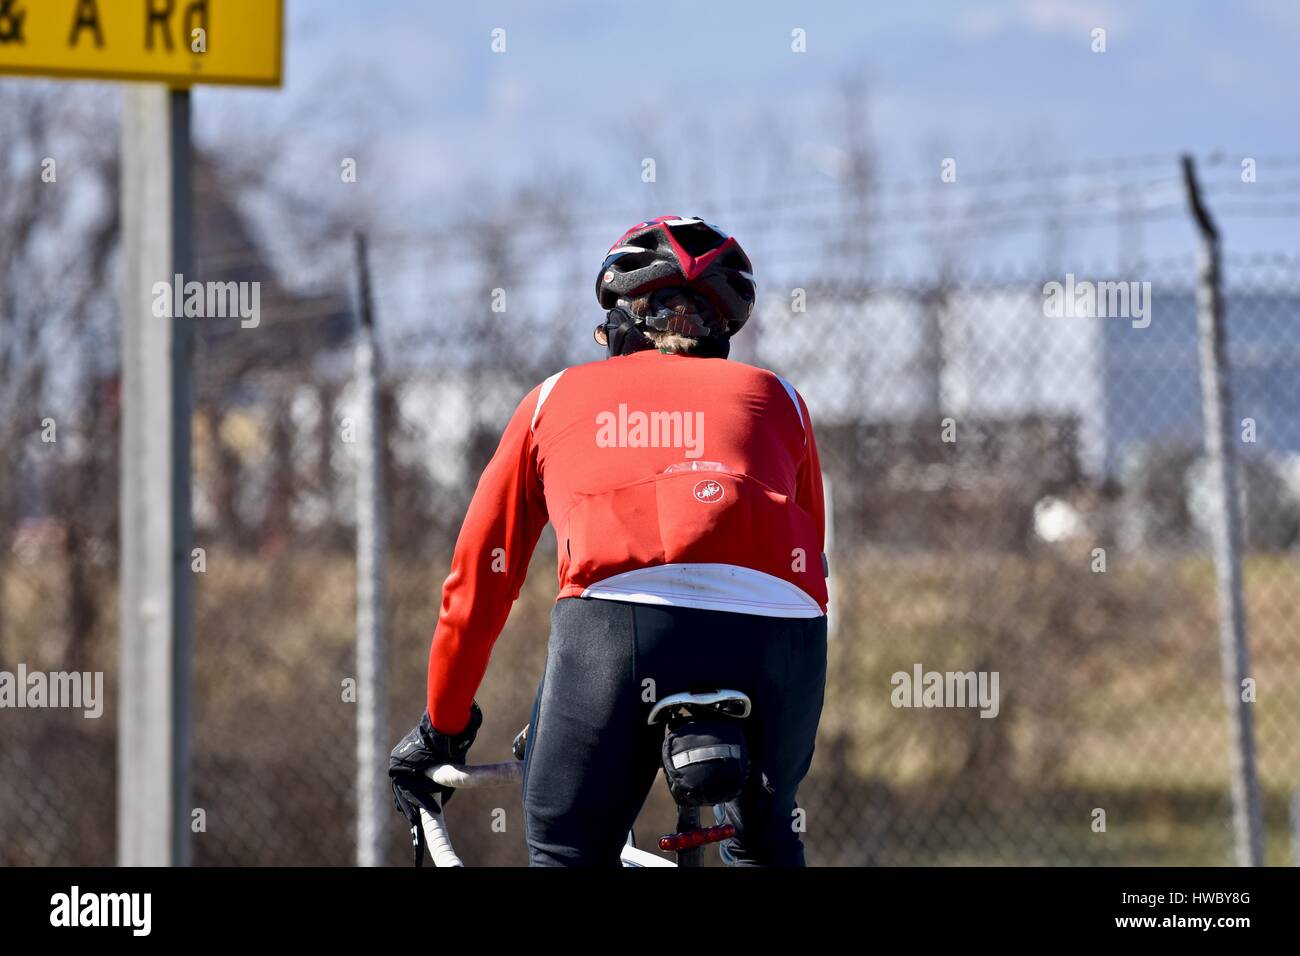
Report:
647,689,752,725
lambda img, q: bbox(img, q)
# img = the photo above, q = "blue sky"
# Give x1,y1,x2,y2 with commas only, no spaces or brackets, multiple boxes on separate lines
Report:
193,0,1300,274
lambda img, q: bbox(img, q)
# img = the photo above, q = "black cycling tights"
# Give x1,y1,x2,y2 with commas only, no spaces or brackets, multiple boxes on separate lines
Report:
521,597,827,867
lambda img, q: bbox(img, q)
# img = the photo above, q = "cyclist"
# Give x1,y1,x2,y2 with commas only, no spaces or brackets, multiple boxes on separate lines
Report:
390,216,828,867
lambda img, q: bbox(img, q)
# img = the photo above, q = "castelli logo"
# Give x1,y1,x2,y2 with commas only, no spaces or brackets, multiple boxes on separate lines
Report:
693,480,724,503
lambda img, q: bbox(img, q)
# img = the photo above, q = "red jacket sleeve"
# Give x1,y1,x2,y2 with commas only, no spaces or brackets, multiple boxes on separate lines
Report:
794,391,826,556
426,385,549,734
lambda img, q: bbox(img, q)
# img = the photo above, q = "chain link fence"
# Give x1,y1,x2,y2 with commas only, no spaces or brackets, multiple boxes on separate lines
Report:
4,142,1300,865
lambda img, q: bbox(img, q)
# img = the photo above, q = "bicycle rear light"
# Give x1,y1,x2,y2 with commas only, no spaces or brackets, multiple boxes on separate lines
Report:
658,824,736,852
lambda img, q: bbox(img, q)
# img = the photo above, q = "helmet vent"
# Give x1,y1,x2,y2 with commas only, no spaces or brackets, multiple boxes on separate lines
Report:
626,231,660,251
668,220,726,257
725,272,756,301
608,250,657,272
717,249,750,271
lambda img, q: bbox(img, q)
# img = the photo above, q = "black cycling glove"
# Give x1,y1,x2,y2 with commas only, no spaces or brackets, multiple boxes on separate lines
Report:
389,703,482,866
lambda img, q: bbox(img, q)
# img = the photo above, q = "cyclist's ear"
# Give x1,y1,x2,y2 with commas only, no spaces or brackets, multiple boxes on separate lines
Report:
593,324,608,347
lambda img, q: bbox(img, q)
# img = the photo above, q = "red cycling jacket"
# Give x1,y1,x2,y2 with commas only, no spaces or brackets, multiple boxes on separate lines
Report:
426,349,827,732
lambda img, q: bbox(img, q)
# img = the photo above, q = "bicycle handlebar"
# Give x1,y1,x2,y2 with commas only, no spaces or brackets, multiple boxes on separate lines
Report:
418,806,462,868
418,761,523,867
413,754,679,867
425,761,522,789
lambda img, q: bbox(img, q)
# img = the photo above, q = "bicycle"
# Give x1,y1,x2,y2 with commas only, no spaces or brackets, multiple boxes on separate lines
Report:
417,689,752,867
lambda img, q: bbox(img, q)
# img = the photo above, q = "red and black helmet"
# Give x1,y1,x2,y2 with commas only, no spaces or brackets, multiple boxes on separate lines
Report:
595,216,756,337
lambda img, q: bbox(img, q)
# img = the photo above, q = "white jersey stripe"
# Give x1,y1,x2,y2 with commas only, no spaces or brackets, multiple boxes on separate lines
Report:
580,563,824,618
531,370,566,432
773,374,806,444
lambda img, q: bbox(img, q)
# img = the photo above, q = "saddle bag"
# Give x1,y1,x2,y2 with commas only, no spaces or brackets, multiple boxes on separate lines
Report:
661,719,750,807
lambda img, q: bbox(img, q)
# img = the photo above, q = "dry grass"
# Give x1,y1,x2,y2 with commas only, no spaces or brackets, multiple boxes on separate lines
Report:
3,546,1298,864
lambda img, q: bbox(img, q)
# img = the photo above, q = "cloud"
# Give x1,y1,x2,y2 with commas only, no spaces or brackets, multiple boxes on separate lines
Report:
956,0,1124,40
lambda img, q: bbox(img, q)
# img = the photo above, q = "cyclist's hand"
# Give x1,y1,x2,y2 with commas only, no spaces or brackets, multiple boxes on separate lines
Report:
388,703,482,866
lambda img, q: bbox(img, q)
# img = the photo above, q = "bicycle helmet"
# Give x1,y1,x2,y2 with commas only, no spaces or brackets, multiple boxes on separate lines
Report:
595,216,756,343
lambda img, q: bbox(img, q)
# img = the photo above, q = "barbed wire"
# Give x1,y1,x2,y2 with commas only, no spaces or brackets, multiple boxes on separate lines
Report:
190,151,1255,268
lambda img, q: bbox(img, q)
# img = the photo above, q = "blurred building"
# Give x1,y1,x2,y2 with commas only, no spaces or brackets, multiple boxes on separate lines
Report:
1100,287,1300,474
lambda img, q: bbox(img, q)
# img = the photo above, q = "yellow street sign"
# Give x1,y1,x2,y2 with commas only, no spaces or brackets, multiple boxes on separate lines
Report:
0,0,282,88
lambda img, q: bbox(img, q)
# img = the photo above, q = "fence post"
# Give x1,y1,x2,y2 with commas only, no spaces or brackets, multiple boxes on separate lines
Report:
917,284,946,420
823,474,836,640
1181,154,1264,867
353,233,388,866
117,85,193,868
1291,790,1300,867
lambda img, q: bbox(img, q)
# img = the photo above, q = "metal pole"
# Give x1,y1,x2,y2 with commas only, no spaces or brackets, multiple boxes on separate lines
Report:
1181,154,1264,867
917,285,946,420
1290,790,1300,867
823,474,837,641
675,806,703,867
353,233,387,866
118,85,193,867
